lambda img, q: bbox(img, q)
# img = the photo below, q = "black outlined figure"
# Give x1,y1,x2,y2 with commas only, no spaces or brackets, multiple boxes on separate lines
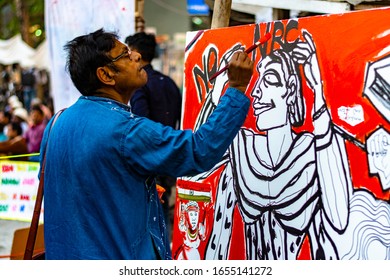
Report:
175,200,209,260
188,29,352,260
367,127,390,191
183,24,390,260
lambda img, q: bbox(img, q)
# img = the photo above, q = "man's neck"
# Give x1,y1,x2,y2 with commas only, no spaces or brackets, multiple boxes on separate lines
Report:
94,89,129,105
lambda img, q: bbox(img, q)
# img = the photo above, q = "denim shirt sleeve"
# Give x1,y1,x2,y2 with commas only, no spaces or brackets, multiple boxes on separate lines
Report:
122,87,250,177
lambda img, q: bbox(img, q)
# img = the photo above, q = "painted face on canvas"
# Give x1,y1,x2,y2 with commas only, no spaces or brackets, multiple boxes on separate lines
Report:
251,55,290,131
188,210,199,230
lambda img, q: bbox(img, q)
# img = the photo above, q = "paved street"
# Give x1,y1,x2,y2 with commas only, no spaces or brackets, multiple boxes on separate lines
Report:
0,219,30,260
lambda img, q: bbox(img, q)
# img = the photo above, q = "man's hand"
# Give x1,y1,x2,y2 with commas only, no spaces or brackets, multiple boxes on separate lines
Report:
227,51,254,93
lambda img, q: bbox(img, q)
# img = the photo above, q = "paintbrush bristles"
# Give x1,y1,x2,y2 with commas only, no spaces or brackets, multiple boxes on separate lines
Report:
209,32,271,81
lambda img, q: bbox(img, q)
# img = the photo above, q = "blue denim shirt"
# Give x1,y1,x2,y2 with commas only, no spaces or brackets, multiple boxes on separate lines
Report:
40,87,249,259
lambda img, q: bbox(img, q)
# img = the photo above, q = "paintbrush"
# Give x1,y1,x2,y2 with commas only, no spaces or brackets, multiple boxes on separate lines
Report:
209,32,272,81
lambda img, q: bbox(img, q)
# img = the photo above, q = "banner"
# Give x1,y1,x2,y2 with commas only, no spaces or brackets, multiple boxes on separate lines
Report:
0,160,41,222
173,7,390,260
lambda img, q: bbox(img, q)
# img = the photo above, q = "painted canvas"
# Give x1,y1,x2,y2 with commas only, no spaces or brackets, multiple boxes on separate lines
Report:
172,7,390,260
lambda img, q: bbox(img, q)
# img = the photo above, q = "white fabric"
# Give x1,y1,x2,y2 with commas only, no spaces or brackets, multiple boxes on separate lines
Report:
34,40,49,70
45,0,135,111
0,34,36,67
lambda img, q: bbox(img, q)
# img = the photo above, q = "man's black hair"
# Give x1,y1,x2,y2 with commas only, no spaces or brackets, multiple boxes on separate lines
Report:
30,104,43,115
9,121,23,136
64,28,119,96
125,32,157,63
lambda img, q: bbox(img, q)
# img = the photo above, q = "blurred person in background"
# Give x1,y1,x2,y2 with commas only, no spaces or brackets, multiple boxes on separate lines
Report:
125,32,182,242
21,67,37,112
25,104,47,161
12,107,29,135
0,110,12,141
30,97,53,122
0,121,28,161
10,63,23,101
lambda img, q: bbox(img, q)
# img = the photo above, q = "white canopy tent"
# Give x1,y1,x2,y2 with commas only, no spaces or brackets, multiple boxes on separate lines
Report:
0,34,37,68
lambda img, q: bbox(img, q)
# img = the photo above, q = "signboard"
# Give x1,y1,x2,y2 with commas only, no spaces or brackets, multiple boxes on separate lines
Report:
173,7,390,260
0,161,41,222
187,0,210,15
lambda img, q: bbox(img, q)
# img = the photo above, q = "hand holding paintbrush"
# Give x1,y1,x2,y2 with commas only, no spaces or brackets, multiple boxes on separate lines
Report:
224,49,255,93
209,33,272,81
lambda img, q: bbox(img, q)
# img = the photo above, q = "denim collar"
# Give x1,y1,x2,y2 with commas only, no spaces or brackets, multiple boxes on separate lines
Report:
80,95,132,113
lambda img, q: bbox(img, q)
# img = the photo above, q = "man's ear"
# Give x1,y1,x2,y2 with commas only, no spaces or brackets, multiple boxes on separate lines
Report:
96,66,115,85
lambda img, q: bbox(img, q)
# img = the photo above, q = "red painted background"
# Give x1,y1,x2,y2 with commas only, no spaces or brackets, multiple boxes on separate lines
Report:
173,8,390,259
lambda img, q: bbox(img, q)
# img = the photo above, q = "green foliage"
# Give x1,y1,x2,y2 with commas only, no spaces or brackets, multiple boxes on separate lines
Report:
0,0,45,47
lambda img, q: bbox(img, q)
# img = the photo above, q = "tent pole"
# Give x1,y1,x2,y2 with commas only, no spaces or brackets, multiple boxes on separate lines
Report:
211,0,232,29
135,0,145,32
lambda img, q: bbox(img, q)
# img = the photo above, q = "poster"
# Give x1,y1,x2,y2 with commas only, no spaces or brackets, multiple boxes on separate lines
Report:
0,161,41,222
173,7,390,260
